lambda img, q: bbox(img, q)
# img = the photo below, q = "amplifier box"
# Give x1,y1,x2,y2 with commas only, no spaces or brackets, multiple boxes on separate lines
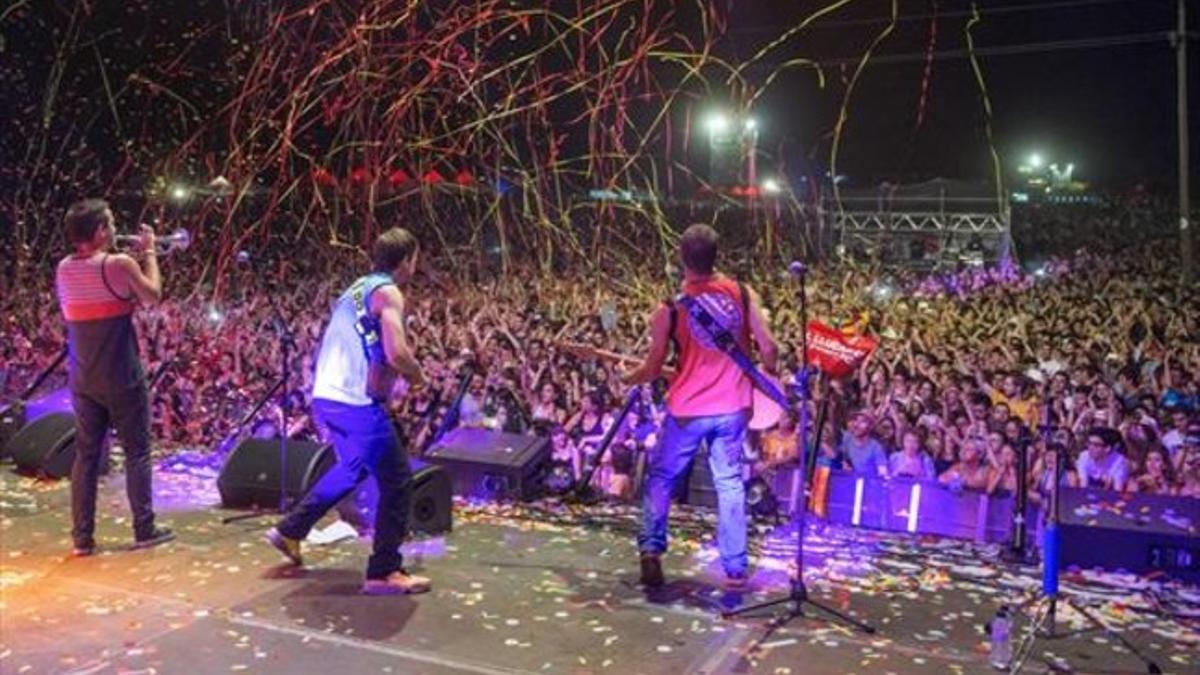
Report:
425,428,551,501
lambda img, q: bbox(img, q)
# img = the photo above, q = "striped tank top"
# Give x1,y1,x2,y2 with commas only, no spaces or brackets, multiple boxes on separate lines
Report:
56,253,144,394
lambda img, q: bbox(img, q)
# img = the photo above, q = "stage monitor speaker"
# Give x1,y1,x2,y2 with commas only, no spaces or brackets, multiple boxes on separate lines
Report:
425,428,550,501
1057,487,1199,583
0,401,27,455
341,461,453,535
217,439,335,509
6,411,78,478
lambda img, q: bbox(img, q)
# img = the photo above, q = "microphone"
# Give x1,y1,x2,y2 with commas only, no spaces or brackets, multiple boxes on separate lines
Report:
788,260,807,278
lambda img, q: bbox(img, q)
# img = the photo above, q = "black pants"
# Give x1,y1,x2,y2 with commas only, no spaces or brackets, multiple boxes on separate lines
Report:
278,399,411,580
71,384,156,545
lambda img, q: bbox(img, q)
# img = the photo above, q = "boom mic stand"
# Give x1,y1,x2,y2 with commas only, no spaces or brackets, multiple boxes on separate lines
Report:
723,261,874,634
223,309,298,524
1009,398,1161,674
568,387,641,504
1,347,68,447
424,359,476,452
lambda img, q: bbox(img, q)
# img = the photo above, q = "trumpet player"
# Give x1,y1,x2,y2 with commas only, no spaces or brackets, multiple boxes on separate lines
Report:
56,198,174,557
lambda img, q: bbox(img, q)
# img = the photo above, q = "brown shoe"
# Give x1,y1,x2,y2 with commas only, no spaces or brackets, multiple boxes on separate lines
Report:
266,528,303,566
639,552,665,588
362,570,431,595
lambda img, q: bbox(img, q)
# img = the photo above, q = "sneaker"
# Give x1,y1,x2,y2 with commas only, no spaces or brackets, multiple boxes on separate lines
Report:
266,528,303,566
72,541,96,557
132,527,175,550
362,570,431,595
639,552,665,588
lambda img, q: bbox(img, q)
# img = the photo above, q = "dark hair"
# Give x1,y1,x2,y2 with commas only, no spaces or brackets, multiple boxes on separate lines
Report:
679,223,718,274
1088,427,1121,447
64,199,111,246
372,227,418,273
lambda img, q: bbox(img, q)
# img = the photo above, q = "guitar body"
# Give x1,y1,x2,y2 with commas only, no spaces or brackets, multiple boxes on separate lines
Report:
749,374,787,431
557,341,789,431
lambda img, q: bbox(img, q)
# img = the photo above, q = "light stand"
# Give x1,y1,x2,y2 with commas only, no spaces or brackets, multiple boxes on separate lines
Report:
1009,398,1161,674
722,262,874,634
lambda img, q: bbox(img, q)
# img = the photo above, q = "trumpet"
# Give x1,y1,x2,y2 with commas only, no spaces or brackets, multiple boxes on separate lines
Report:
114,228,192,255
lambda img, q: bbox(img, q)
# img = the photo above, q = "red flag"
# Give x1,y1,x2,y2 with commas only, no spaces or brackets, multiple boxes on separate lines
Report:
805,320,877,378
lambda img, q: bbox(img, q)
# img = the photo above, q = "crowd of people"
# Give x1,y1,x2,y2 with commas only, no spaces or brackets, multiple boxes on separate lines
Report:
2,199,1198,511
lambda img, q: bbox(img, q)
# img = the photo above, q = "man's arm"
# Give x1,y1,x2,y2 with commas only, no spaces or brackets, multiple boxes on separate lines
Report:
620,304,671,386
110,253,162,305
746,287,779,375
373,285,425,386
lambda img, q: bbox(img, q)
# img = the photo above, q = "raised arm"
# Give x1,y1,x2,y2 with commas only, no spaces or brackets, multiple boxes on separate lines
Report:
620,304,672,386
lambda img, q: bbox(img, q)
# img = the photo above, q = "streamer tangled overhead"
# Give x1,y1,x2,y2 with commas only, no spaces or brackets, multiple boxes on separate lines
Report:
0,0,985,276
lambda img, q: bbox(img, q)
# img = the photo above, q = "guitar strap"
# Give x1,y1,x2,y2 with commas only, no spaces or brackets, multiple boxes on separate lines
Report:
674,284,789,409
662,282,749,363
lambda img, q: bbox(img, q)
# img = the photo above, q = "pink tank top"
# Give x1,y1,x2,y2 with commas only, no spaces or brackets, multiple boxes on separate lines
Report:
665,275,752,418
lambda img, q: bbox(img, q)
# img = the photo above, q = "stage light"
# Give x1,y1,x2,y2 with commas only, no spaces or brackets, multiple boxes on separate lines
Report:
762,178,781,194
170,184,191,201
743,117,757,132
906,483,921,533
1028,153,1043,169
852,477,865,526
544,463,575,495
207,306,224,323
745,476,778,520
704,112,731,135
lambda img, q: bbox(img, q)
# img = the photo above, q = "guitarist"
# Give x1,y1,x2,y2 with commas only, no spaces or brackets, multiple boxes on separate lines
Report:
266,227,431,595
621,223,779,589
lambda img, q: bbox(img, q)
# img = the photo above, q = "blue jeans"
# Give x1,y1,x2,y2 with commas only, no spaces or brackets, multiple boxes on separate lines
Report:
277,399,411,580
638,410,749,576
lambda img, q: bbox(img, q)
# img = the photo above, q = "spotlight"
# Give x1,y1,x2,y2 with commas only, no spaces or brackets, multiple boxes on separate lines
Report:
870,282,894,302
170,185,191,201
207,306,224,324
705,112,731,135
762,178,781,194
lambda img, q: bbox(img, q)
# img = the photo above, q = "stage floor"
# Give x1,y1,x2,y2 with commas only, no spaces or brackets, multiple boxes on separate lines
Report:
1,462,1196,675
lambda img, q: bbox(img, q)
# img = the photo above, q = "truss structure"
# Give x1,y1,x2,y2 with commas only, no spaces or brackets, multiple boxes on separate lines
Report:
833,211,1009,233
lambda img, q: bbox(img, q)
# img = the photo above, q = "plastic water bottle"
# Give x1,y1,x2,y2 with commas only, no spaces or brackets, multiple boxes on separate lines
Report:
989,605,1012,670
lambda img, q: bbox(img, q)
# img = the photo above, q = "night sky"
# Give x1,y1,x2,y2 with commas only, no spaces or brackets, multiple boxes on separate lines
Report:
1,0,1194,201
727,0,1196,185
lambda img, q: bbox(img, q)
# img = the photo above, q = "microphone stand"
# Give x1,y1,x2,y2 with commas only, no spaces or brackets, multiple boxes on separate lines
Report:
723,261,874,635
213,378,284,457
568,387,641,504
223,309,297,524
1009,397,1161,674
1,347,68,447
424,360,476,452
